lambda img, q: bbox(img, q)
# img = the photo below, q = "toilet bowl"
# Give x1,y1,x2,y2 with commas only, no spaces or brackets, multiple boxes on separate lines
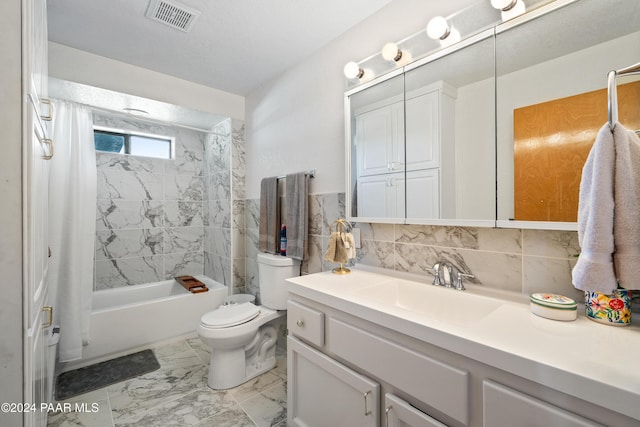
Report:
197,253,300,389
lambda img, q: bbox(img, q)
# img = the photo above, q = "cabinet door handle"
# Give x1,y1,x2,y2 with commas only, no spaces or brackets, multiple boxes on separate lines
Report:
363,390,371,416
296,319,304,327
385,405,393,427
42,306,53,328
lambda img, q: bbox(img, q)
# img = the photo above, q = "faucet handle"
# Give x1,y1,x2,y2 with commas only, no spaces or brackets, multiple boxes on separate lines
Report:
455,272,474,291
430,262,442,286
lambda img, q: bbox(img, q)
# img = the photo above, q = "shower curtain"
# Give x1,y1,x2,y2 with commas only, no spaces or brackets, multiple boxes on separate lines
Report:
49,100,96,362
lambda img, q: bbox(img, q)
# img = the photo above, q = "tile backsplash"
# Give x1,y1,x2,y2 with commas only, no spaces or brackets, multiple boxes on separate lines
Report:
244,191,584,304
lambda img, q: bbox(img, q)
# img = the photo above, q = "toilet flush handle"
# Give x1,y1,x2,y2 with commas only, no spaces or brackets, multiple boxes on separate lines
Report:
296,319,304,327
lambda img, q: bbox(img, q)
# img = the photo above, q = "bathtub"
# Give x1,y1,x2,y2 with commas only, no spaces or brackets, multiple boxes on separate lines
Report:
64,276,227,370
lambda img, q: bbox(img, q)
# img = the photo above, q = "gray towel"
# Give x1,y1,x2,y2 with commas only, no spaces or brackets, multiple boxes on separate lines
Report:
285,172,309,261
259,176,279,254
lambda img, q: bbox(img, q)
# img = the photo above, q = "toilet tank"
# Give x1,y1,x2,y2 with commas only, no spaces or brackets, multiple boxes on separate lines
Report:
257,253,300,310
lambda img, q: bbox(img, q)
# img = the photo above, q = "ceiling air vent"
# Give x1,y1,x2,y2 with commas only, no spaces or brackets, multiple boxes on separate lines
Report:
145,0,201,32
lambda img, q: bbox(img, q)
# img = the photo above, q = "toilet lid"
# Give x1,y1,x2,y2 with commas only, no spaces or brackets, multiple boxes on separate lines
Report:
201,302,261,328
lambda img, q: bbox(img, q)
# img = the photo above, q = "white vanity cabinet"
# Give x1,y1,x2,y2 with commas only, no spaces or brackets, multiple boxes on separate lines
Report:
287,288,638,427
287,300,380,427
385,393,448,427
287,297,461,427
482,381,602,427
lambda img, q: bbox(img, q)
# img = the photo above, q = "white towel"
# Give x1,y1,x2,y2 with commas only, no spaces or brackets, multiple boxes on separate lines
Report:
572,122,640,293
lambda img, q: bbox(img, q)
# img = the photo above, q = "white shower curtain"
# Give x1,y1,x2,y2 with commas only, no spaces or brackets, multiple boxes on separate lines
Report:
49,100,96,362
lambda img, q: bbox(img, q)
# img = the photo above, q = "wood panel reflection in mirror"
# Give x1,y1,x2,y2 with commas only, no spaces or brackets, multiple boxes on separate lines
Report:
514,81,640,222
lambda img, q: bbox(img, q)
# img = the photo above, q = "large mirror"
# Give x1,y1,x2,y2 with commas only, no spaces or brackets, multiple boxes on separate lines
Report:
346,0,640,229
347,32,496,226
496,0,640,229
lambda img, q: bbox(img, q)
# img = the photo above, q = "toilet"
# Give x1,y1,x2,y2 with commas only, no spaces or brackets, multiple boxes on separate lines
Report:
197,253,300,389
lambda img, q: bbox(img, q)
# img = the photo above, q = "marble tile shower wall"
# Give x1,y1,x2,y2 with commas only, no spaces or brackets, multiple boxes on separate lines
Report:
245,191,584,303
94,113,206,290
203,118,246,292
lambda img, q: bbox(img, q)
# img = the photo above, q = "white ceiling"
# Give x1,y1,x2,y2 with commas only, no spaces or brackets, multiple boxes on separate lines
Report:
47,0,394,96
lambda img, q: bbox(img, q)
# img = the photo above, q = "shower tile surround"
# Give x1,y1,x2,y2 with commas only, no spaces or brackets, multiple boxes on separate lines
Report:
244,192,585,304
94,113,246,292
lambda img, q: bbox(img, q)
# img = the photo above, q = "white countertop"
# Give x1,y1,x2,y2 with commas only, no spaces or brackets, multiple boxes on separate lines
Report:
286,267,640,421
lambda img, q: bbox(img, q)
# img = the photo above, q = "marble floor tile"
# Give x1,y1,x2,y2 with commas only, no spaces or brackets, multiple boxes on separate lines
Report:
195,405,256,427
230,371,283,403
241,382,287,427
48,337,288,427
186,336,210,364
113,388,237,426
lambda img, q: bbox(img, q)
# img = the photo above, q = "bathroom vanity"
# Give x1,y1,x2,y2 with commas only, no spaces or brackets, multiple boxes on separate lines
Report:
286,269,640,427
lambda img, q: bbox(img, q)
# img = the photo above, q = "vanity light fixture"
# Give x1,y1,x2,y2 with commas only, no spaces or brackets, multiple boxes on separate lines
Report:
491,0,526,20
343,61,364,80
426,16,451,40
381,42,403,62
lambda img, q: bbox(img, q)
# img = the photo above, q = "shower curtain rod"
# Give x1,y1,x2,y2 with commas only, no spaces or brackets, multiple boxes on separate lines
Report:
53,98,226,135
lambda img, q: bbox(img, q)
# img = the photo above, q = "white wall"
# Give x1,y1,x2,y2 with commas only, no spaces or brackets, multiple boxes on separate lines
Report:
48,42,245,121
0,1,25,424
244,0,479,199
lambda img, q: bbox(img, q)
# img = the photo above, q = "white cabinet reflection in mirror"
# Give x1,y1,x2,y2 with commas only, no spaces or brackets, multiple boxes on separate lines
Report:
354,81,456,219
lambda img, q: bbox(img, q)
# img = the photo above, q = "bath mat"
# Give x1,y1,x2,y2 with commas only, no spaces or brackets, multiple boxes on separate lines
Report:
55,349,160,400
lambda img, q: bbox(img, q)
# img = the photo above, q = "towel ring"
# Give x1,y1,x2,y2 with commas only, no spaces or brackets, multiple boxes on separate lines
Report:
330,219,353,234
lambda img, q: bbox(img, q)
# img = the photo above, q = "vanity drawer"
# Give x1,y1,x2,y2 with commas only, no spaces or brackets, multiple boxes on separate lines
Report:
287,300,324,347
330,318,469,425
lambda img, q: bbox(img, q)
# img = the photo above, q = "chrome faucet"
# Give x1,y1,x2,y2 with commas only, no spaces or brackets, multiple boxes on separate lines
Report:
431,261,474,291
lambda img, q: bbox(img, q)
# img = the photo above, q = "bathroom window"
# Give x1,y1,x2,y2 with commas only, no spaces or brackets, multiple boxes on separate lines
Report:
94,127,174,159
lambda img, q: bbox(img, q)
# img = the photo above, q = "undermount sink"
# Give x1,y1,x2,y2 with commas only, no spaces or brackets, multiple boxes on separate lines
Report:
350,279,503,326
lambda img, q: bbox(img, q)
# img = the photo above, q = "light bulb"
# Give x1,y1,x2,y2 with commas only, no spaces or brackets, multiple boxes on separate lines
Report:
343,62,364,80
501,0,526,20
381,42,402,62
490,0,517,10
426,16,451,40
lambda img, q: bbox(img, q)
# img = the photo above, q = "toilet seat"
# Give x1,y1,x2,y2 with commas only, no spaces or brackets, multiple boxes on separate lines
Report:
201,303,261,328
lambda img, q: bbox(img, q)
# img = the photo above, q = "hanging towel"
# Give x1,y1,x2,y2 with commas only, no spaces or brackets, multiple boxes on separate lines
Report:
341,232,357,260
325,232,350,264
259,176,279,254
285,172,309,261
572,122,640,293
611,123,640,291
